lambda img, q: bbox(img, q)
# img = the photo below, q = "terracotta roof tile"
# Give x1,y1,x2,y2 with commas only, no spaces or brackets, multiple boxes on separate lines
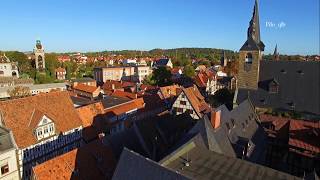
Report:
0,91,82,148
33,140,116,180
111,90,137,99
159,85,181,99
73,84,100,94
181,86,210,117
289,119,320,154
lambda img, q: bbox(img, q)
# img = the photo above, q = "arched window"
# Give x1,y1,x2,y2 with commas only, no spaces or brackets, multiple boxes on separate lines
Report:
38,55,44,69
245,53,253,64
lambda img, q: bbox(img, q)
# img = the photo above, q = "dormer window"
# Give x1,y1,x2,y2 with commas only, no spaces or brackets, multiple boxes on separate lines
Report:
245,53,253,64
35,115,55,141
269,79,279,93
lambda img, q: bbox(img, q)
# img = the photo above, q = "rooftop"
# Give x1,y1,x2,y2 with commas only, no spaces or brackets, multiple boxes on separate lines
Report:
0,91,82,148
33,140,116,180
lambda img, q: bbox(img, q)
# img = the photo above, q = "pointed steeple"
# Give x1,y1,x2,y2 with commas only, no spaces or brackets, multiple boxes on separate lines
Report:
273,44,280,61
240,0,265,51
248,0,261,43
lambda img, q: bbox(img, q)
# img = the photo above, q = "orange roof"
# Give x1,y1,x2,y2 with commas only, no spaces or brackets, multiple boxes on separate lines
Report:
111,90,137,99
181,86,210,117
32,140,116,180
105,98,145,116
102,80,123,91
159,85,181,99
76,102,104,127
140,84,157,91
289,119,320,154
0,91,82,148
73,84,100,94
55,67,66,73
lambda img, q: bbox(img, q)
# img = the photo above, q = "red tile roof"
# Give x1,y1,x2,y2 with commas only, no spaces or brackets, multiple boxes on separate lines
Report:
260,115,320,155
289,119,320,154
73,84,100,94
158,85,181,99
194,71,216,88
0,92,82,148
111,90,138,99
105,98,145,116
181,86,211,117
32,140,116,180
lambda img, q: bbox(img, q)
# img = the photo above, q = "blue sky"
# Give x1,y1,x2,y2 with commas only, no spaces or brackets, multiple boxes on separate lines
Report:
0,0,319,55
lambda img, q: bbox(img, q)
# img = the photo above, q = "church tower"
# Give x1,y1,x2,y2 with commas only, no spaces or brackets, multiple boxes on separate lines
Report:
33,40,45,71
237,0,264,90
273,44,280,61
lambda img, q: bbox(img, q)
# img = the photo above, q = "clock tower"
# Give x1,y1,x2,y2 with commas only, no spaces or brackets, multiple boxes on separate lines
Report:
237,0,264,90
34,40,45,71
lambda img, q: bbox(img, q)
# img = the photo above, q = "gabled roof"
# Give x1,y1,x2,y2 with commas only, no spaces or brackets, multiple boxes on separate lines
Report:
158,85,181,99
154,58,171,67
111,90,138,99
188,100,266,163
162,134,299,180
180,86,210,117
73,84,100,94
0,91,82,148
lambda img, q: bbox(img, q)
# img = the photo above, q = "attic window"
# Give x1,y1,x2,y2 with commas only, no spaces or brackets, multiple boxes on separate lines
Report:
269,80,279,93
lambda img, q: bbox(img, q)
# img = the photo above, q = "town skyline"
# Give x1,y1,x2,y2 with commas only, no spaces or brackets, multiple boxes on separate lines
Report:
0,0,319,55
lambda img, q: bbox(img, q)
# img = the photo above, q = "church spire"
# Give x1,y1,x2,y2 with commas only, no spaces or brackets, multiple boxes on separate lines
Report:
248,0,261,43
240,0,265,51
273,44,280,61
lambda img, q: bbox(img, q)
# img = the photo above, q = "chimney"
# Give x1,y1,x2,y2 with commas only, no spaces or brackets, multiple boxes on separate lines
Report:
211,110,221,129
112,84,115,90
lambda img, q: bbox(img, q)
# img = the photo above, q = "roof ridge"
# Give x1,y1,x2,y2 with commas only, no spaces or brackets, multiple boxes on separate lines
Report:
28,108,36,127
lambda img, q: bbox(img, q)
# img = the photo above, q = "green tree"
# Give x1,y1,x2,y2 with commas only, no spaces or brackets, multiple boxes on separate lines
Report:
184,65,195,78
45,53,59,79
143,74,156,85
152,67,172,86
208,88,234,110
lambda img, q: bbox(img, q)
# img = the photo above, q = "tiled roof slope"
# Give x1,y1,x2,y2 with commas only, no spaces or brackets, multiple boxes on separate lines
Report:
73,84,99,93
0,91,82,148
112,148,190,180
33,140,116,180
182,86,211,116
